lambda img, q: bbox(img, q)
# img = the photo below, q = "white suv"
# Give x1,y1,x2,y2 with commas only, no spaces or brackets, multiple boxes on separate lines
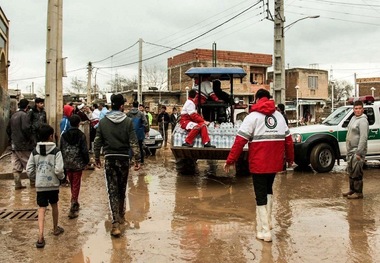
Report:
290,99,380,173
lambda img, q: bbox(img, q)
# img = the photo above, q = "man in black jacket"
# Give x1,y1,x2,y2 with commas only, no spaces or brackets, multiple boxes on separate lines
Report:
6,99,35,189
94,94,141,237
30,97,47,143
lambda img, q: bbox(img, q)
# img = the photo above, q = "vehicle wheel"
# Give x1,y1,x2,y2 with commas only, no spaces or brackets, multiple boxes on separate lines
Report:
310,143,335,173
175,158,197,175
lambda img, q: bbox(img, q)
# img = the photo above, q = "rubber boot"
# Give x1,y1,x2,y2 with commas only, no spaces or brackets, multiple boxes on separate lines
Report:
111,222,121,237
257,205,272,242
13,172,25,190
256,206,264,240
343,178,355,197
267,194,273,229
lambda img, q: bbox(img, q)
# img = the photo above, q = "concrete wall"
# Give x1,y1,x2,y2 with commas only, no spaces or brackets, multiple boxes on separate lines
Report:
0,87,11,155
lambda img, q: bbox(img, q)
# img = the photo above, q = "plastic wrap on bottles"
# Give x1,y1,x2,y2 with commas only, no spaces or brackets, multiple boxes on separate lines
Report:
213,135,221,148
221,136,229,148
194,136,202,147
173,133,182,146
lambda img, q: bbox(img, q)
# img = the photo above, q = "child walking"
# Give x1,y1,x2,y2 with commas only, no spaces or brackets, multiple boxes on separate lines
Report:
60,114,90,218
26,124,65,248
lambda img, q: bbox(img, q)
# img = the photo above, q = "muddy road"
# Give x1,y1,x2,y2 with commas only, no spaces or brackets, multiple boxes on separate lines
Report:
0,148,379,263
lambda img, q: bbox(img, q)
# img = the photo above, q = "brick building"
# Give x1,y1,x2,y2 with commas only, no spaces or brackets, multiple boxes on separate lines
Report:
269,67,328,124
357,77,380,98
167,48,272,105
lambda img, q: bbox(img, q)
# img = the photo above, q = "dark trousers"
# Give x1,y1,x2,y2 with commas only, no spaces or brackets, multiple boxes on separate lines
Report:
252,173,276,206
347,153,364,193
104,157,130,223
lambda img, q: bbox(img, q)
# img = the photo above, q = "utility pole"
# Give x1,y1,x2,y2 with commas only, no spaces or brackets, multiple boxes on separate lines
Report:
45,0,63,136
87,62,92,104
273,0,285,104
330,67,334,112
138,38,143,103
212,42,217,67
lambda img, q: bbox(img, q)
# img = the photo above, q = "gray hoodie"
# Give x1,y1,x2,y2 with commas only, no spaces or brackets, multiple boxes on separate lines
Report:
346,114,369,158
94,110,140,162
26,142,65,192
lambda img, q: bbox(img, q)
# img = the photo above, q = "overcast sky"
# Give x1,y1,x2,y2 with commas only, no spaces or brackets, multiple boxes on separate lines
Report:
2,0,380,96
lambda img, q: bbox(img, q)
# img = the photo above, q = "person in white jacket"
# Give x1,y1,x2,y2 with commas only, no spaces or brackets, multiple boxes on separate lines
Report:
26,124,65,248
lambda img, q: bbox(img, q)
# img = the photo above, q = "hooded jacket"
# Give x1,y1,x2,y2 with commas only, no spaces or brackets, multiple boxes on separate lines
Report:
60,127,90,171
94,111,140,162
26,142,65,192
346,113,369,158
226,97,294,174
60,105,74,136
126,108,148,141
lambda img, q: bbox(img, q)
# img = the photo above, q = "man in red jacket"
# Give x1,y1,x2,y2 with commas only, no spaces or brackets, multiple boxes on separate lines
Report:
224,89,294,242
180,89,215,148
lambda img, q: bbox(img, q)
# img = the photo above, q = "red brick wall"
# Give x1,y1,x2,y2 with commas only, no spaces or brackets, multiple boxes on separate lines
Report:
168,49,272,67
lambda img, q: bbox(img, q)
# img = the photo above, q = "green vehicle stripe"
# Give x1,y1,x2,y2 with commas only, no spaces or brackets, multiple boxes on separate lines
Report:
301,129,380,142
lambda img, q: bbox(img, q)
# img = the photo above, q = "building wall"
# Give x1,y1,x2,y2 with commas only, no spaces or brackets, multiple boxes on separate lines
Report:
285,68,329,100
168,49,272,94
0,7,9,155
357,77,380,98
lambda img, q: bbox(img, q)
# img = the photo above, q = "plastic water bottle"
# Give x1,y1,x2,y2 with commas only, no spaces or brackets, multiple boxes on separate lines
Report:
221,136,229,148
195,137,202,147
228,135,235,148
174,133,181,146
214,135,221,148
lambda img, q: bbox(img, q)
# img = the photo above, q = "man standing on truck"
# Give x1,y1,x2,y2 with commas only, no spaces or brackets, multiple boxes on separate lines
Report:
180,89,215,148
223,89,294,242
343,100,369,199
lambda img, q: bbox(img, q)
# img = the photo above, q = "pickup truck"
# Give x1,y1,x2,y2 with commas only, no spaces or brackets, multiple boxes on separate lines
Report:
290,98,380,173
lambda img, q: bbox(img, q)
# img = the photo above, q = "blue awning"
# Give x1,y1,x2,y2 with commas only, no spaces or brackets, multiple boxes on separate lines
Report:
185,67,247,79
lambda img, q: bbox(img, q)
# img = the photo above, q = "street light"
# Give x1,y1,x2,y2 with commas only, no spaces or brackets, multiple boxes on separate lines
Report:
330,80,335,113
295,85,299,127
371,87,376,97
185,86,190,99
283,15,320,33
273,12,319,104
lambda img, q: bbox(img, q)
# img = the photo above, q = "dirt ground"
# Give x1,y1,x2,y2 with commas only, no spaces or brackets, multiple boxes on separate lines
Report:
1,148,380,263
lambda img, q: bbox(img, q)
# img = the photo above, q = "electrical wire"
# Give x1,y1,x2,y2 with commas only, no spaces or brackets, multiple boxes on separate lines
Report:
97,0,263,70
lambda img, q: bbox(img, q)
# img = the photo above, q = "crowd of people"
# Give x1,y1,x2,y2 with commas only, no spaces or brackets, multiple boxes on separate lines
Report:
5,87,368,248
5,96,182,247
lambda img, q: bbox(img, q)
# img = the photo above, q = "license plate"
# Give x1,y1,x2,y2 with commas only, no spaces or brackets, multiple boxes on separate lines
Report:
144,139,155,144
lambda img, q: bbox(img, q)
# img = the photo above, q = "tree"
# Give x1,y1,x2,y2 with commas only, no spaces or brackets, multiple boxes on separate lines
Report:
70,77,87,94
328,80,353,103
143,65,167,91
107,74,137,93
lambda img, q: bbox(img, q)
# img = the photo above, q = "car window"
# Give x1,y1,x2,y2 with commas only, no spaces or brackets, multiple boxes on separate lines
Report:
341,107,375,127
322,107,351,126
365,107,375,125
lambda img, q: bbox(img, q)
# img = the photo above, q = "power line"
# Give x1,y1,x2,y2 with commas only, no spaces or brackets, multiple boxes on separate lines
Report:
91,41,139,64
98,0,263,70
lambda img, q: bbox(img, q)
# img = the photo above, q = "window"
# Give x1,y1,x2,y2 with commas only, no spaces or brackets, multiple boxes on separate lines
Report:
308,76,318,89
